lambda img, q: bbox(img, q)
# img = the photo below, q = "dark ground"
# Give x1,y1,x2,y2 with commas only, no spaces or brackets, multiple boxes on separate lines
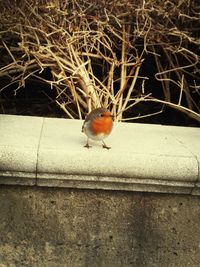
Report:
0,76,199,127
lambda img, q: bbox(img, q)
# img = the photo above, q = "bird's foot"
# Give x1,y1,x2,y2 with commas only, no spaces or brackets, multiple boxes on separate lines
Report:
84,143,92,149
102,144,111,150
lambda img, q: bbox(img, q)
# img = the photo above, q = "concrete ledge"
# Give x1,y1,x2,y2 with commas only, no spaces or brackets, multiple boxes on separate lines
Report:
0,114,199,195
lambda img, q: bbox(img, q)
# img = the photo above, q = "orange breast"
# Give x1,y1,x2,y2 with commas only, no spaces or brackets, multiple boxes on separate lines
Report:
91,117,113,136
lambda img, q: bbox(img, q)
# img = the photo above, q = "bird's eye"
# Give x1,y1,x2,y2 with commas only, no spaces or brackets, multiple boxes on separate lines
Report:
100,113,104,117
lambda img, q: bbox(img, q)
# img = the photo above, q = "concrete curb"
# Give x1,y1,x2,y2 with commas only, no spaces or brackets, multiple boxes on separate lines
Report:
0,114,199,195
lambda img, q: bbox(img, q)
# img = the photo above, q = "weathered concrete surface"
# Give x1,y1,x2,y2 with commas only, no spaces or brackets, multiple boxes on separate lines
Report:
0,185,200,267
0,115,44,185
0,115,200,194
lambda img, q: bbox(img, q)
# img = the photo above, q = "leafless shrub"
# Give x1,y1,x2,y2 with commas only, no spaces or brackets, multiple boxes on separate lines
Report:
0,0,199,122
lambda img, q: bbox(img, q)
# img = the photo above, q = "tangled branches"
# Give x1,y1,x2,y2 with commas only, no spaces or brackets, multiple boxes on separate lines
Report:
0,0,199,122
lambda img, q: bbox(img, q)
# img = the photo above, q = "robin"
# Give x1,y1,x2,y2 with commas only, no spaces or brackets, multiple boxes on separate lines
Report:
82,107,113,149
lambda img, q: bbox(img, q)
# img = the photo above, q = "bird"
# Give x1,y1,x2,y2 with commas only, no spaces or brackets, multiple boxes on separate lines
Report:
82,107,113,149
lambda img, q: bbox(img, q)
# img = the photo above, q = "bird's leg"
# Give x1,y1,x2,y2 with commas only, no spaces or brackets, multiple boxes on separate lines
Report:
102,140,111,150
84,138,92,149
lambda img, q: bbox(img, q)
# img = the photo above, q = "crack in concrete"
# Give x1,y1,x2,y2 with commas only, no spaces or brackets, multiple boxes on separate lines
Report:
170,131,199,195
36,117,45,186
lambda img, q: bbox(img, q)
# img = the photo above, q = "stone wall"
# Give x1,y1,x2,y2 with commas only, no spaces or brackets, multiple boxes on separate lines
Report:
0,185,200,267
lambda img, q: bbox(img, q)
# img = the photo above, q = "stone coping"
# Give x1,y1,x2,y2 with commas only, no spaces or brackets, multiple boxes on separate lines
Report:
0,114,199,195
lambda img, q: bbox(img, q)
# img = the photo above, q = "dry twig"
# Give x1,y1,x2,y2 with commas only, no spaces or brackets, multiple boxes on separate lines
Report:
0,0,199,122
